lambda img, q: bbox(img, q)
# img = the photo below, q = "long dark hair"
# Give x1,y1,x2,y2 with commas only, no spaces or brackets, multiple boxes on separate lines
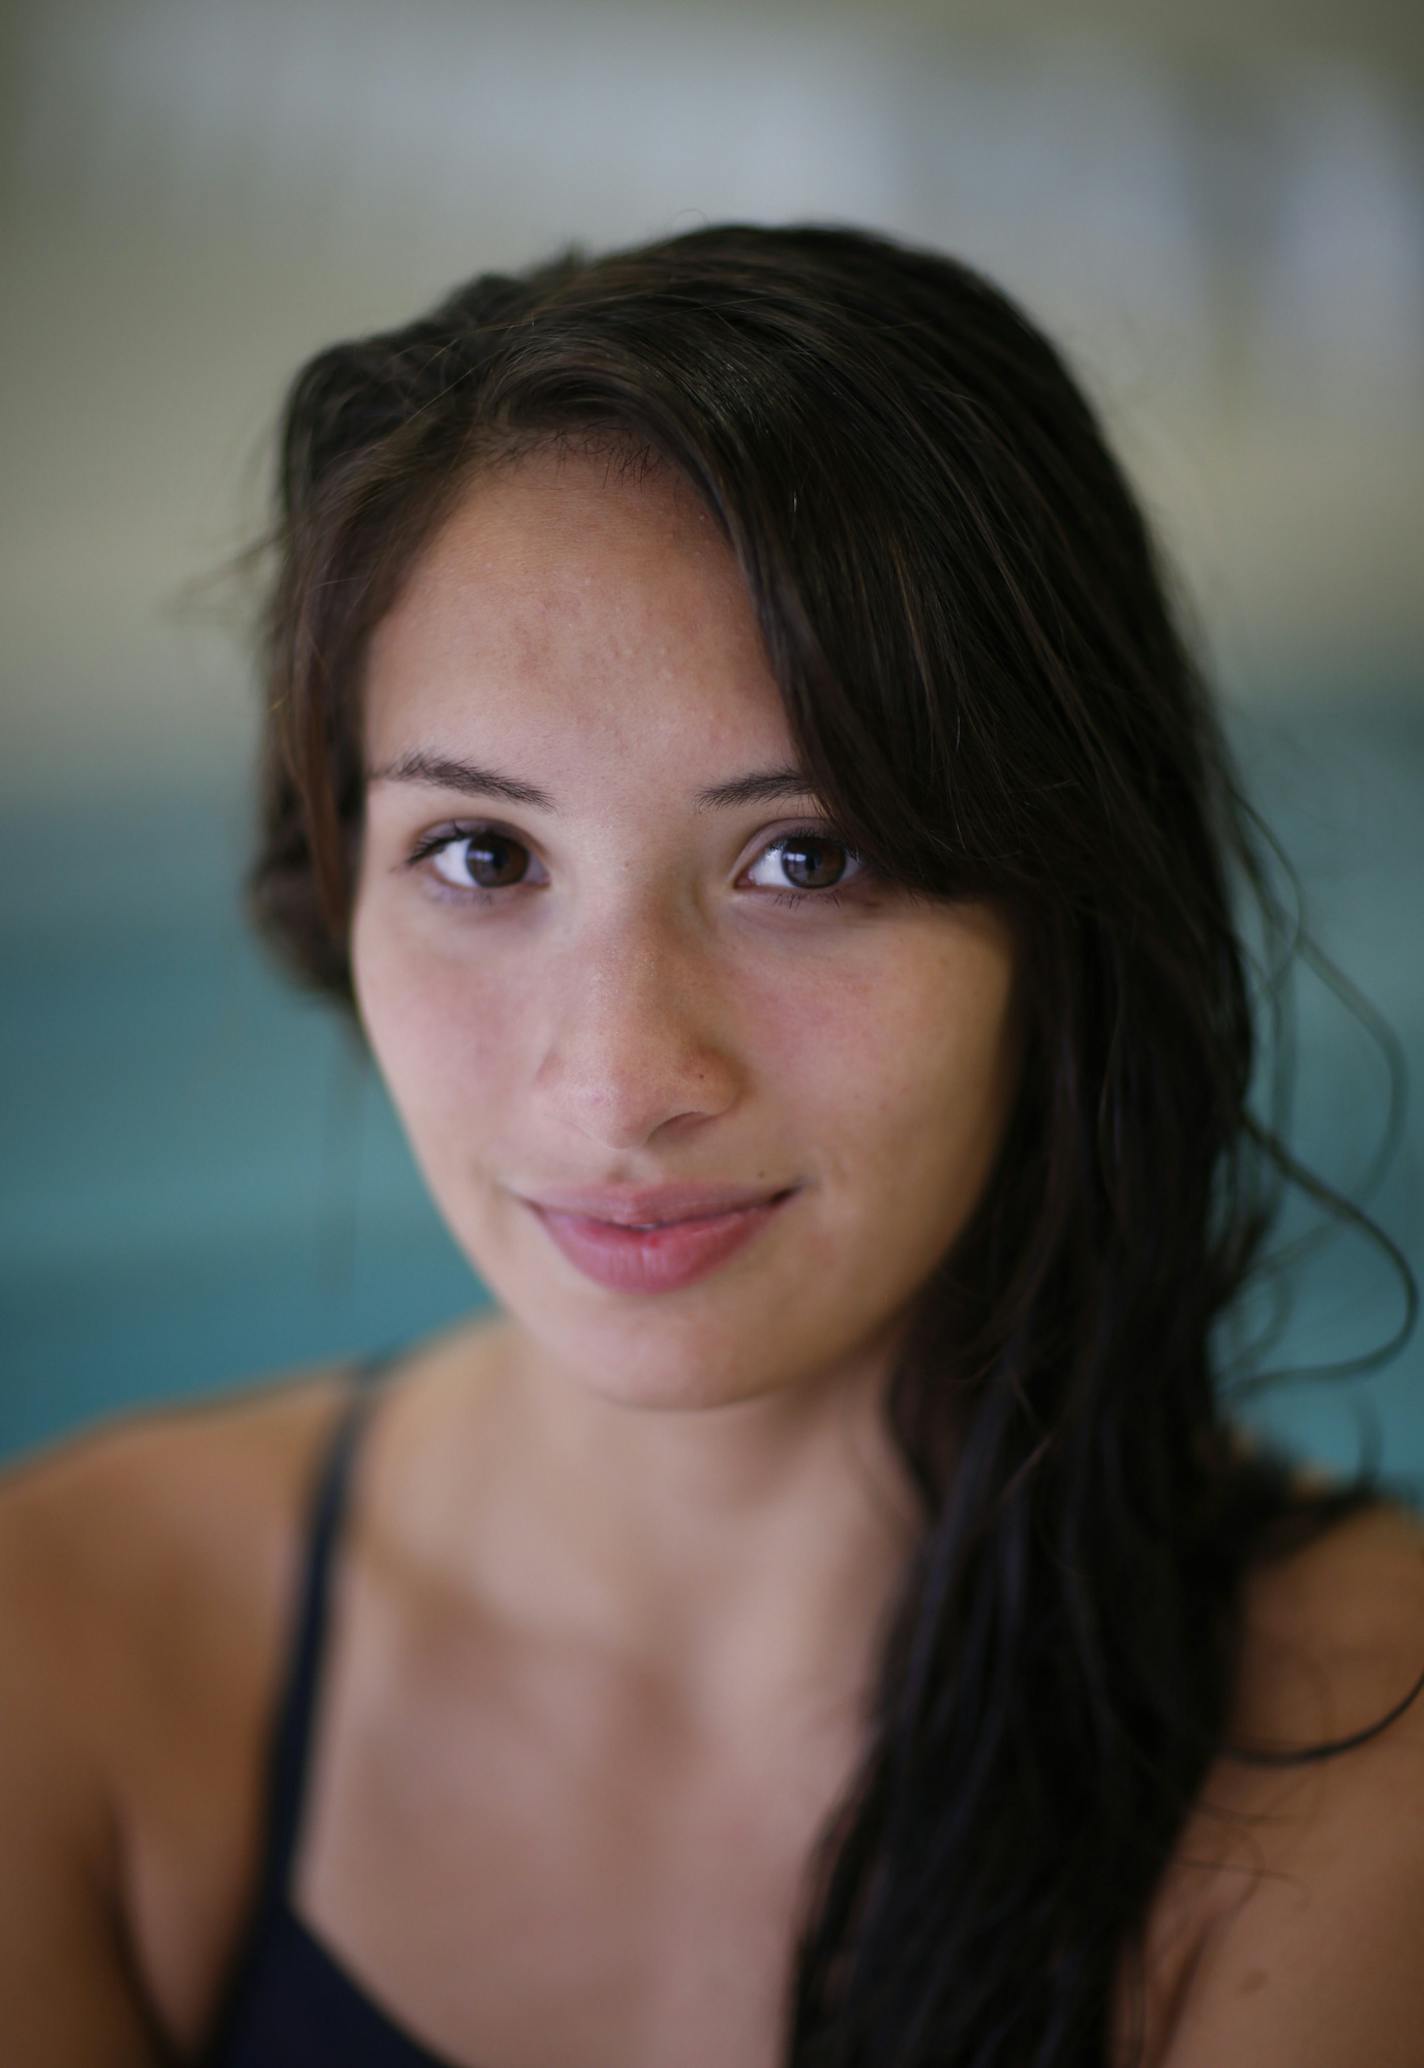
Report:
246,221,1419,2066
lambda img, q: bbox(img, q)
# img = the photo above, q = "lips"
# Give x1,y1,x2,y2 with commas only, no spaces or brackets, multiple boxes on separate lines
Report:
523,1181,797,1228
524,1187,800,1294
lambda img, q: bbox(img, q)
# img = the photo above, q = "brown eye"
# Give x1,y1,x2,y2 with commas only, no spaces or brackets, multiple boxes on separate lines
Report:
776,834,852,892
748,830,867,900
428,829,532,891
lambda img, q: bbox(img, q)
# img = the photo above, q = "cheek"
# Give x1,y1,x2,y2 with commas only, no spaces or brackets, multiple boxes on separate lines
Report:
350,907,524,1142
787,934,1019,1240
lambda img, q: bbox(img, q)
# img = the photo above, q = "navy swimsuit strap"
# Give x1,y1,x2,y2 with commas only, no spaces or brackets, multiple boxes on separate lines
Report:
248,1353,391,1925
198,1349,401,2064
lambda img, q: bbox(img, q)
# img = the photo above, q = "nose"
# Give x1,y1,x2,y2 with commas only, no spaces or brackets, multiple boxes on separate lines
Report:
531,909,741,1151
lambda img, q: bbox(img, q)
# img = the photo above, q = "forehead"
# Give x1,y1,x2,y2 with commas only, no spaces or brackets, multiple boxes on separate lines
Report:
361,443,790,775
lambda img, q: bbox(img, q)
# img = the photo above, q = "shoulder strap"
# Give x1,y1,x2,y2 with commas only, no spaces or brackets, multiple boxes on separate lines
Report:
255,1356,388,1914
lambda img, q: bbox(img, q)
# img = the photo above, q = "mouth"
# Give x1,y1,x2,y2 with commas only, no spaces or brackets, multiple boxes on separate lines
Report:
526,1187,801,1294
523,1181,800,1228
576,1193,795,1231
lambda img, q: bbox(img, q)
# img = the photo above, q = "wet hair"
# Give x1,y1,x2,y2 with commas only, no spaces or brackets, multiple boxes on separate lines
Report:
247,221,1418,2065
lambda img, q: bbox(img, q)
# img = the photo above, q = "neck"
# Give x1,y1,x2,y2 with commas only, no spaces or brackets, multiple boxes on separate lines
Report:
431,1316,924,1747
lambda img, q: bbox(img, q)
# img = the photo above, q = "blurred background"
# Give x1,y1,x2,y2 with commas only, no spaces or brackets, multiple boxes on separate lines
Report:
2,0,1420,1488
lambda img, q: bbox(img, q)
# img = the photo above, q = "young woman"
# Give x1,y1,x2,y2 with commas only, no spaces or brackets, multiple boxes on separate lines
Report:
2,221,1421,2068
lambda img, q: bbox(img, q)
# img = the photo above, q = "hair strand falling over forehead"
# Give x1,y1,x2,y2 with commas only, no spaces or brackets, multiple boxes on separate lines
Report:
247,220,1419,2067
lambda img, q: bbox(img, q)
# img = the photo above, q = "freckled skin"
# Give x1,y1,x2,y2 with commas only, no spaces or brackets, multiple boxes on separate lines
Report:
351,443,1022,1429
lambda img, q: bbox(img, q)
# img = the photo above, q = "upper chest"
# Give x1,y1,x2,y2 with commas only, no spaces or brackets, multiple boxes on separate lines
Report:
122,1535,1224,2068
301,1600,837,2068
112,1377,1421,2068
121,1499,857,2068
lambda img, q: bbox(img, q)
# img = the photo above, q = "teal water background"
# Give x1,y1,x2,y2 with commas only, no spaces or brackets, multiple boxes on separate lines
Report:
2,687,1419,1494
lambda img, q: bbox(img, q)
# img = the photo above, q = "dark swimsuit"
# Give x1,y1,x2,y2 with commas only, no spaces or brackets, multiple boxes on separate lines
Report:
200,1358,471,2067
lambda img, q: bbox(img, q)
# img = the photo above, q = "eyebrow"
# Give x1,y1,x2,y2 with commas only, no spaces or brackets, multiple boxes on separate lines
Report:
367,749,819,814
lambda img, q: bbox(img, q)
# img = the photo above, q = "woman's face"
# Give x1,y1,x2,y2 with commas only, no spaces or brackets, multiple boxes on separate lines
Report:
352,443,1022,1413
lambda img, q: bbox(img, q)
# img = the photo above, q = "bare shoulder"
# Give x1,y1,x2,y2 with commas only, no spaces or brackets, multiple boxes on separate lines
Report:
0,1357,383,1842
0,1304,509,1812
0,1364,357,1650
1150,1497,1424,2067
0,1364,355,2065
0,1362,368,1818
0,1312,509,2060
1232,1495,1424,1755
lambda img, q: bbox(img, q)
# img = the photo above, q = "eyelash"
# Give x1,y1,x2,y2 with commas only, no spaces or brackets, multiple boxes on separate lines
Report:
401,823,869,911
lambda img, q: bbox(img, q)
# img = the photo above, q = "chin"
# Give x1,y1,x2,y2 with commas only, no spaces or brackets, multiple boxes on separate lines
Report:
529,1306,795,1415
